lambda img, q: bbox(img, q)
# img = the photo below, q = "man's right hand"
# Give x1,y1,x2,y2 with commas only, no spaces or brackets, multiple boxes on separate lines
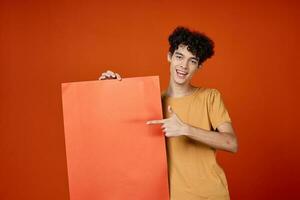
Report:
98,70,122,81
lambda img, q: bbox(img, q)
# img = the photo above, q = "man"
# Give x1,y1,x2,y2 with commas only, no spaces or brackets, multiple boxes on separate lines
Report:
99,26,238,200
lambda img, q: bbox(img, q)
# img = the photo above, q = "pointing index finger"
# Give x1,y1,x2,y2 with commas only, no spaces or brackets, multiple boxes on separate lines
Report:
146,119,167,125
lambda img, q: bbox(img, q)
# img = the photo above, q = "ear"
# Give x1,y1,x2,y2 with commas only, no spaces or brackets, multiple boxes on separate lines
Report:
198,64,202,69
167,52,172,62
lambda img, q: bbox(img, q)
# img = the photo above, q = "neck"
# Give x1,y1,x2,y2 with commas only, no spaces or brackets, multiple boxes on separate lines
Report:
166,81,195,97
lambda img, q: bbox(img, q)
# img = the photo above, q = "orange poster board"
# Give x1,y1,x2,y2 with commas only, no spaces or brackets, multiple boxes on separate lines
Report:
61,76,169,200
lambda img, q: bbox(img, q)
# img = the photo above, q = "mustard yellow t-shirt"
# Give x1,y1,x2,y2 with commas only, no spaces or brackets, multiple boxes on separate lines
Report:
162,87,232,200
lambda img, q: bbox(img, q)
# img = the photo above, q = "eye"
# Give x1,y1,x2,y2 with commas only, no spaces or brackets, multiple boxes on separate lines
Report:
175,55,183,59
191,60,198,65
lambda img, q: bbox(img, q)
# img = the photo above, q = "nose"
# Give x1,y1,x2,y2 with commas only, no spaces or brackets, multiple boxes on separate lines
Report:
180,59,188,69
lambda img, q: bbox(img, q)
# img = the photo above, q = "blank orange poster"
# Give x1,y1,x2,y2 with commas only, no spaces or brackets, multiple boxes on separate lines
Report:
61,76,169,200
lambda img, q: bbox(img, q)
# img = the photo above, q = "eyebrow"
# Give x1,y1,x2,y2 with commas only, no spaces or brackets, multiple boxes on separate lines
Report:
174,52,199,61
174,52,183,56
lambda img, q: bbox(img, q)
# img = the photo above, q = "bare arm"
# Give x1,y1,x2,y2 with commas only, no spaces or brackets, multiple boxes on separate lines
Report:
147,106,238,153
185,122,238,153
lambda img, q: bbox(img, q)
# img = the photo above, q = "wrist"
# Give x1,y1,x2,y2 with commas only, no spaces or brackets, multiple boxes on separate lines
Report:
183,124,195,136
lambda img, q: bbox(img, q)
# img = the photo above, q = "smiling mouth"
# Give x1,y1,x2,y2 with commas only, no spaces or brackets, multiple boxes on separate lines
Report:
176,69,188,79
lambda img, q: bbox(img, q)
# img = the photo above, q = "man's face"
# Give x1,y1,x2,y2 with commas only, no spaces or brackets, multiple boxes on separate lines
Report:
168,44,200,85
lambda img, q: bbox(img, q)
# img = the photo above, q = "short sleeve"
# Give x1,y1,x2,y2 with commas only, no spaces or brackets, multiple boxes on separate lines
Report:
208,89,232,130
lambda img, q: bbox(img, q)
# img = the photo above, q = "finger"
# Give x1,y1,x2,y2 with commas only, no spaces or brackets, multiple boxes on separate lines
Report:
105,73,114,78
165,133,173,137
102,73,110,78
100,72,110,79
162,123,174,130
161,125,169,131
146,119,167,125
115,73,122,81
106,74,115,79
164,130,172,137
147,120,164,125
162,126,171,132
166,128,177,133
99,75,106,80
165,131,179,137
106,70,116,78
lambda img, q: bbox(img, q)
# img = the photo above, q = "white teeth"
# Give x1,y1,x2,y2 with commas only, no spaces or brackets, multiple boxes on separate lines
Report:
176,69,188,79
176,69,188,75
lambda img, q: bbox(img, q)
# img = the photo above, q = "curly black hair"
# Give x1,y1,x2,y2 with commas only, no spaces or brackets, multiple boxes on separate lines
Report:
168,26,215,66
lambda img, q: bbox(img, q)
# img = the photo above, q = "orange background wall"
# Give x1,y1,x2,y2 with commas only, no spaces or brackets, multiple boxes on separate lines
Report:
1,0,299,199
